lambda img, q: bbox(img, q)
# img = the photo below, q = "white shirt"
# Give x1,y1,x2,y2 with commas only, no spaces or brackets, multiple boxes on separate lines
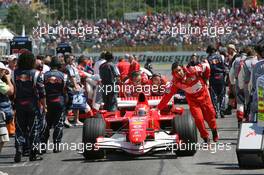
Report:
238,56,258,92
43,64,50,74
94,59,106,75
229,59,236,85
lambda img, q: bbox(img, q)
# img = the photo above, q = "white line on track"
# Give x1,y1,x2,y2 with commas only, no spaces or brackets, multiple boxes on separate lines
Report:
0,162,39,168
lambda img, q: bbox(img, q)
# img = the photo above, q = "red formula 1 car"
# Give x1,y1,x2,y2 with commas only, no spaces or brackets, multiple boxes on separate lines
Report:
82,93,197,159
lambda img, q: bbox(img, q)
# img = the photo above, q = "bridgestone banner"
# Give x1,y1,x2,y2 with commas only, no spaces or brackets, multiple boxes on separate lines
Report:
87,51,207,65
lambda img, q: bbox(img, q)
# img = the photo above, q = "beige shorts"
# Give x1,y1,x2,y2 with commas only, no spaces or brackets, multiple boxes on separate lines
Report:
0,111,9,143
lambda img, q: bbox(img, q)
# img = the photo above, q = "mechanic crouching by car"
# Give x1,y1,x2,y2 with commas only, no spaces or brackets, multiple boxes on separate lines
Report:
148,73,169,96
157,61,219,143
13,50,46,162
41,56,67,153
99,51,120,112
122,71,149,97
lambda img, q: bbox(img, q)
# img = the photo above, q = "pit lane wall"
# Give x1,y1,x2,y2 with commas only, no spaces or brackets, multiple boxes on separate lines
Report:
86,51,207,65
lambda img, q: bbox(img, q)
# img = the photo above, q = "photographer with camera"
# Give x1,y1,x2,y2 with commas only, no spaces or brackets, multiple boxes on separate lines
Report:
0,62,14,152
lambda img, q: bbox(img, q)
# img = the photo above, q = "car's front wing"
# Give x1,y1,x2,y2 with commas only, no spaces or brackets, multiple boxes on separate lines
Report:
96,131,179,155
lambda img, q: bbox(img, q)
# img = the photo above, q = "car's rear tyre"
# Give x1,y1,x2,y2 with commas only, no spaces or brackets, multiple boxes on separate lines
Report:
172,109,198,156
82,116,106,160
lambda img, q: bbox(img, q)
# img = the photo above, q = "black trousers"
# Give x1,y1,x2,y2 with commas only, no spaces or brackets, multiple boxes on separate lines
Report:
210,82,226,115
15,105,39,152
42,97,65,144
101,84,117,112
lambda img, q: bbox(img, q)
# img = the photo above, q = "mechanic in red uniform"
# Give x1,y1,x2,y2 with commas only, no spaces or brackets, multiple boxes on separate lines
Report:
148,73,169,96
157,61,219,143
122,71,148,97
117,57,130,82
128,55,140,77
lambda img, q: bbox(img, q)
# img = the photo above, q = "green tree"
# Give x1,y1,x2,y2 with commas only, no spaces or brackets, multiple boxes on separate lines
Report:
46,0,95,20
45,0,264,21
46,0,147,20
4,4,37,35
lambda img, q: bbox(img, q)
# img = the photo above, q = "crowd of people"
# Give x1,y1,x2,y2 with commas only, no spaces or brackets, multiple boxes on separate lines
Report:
157,42,264,143
33,5,264,53
0,49,163,162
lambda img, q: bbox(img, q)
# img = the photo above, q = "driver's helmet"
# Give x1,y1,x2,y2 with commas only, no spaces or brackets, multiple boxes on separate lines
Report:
138,108,147,116
135,104,149,116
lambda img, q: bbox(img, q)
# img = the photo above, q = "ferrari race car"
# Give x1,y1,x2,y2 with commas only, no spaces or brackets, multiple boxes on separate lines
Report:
82,93,197,160
236,76,264,168
76,69,187,120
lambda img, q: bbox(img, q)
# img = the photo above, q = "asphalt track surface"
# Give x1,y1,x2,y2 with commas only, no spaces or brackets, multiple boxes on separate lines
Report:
1,67,264,175
1,112,264,175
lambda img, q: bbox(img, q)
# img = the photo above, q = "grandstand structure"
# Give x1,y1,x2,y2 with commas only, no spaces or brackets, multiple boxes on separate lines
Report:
0,0,263,53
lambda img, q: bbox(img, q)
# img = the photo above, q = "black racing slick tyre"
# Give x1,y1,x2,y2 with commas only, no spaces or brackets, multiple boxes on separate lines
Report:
82,117,106,160
172,110,198,156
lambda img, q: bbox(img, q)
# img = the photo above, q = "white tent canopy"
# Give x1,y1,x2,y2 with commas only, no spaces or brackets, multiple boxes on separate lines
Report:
0,28,14,40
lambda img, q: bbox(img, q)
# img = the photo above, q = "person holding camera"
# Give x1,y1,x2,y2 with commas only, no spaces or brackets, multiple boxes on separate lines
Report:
0,62,14,152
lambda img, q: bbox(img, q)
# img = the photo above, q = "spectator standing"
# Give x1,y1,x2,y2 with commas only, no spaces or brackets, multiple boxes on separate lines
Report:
99,52,120,112
94,52,106,76
225,44,238,115
64,54,83,126
237,47,258,124
5,55,17,136
229,47,248,123
0,62,14,152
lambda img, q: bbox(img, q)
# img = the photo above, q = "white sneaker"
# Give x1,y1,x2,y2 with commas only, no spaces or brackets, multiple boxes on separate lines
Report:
75,120,83,126
64,120,73,128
